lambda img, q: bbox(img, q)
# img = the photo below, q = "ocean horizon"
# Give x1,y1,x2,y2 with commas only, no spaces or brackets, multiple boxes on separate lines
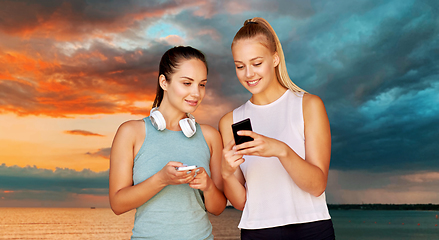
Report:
0,207,438,239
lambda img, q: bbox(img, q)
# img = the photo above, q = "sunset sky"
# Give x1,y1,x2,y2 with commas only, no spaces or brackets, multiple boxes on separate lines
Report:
0,0,438,208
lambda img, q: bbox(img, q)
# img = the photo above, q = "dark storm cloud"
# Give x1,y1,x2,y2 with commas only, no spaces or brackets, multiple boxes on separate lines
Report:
0,0,438,175
170,0,439,172
0,0,185,37
0,164,108,195
261,0,439,171
311,2,438,104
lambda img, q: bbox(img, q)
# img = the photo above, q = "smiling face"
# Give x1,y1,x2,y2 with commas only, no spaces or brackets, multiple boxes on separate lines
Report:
160,58,207,114
232,37,280,95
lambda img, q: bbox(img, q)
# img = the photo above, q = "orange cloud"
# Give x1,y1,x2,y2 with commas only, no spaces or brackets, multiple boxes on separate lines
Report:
0,44,159,117
86,148,111,159
0,52,60,82
64,130,104,137
114,56,126,64
161,35,184,46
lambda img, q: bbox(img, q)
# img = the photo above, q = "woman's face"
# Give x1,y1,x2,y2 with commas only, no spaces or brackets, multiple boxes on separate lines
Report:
232,38,279,95
162,58,207,114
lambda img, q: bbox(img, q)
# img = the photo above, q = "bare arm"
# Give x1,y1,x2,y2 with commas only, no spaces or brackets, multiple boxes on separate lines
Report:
189,125,226,216
109,121,197,215
234,94,331,197
219,112,247,210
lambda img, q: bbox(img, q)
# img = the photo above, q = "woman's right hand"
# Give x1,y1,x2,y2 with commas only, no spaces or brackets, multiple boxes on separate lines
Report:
158,162,197,186
221,140,245,179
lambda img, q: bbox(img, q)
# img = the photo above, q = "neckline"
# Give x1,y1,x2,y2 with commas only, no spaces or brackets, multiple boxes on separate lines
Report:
247,89,290,108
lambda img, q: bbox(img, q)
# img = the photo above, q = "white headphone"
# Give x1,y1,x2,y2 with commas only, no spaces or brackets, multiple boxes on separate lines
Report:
149,107,197,138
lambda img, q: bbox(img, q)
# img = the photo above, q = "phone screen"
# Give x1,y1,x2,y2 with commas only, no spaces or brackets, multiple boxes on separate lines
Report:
231,118,254,145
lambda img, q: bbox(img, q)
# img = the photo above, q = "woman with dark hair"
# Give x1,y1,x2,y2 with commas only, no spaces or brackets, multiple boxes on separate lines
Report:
220,18,335,239
109,46,226,239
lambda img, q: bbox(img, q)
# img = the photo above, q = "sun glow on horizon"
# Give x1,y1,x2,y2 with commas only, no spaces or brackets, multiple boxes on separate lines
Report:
0,113,146,172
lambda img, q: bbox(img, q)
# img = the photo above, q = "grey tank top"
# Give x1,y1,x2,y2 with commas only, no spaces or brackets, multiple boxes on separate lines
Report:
131,117,213,240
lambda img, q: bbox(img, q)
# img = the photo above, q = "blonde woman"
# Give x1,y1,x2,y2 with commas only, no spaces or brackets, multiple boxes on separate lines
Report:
220,18,335,239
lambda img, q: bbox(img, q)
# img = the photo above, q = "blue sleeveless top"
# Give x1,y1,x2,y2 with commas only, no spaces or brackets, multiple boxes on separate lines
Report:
131,117,213,240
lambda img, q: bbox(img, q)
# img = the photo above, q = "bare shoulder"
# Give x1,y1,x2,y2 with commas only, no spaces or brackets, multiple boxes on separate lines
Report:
199,124,222,155
303,93,324,107
114,119,145,141
118,119,144,133
302,93,327,115
111,119,145,164
218,111,234,145
200,124,221,139
219,111,233,132
302,93,329,130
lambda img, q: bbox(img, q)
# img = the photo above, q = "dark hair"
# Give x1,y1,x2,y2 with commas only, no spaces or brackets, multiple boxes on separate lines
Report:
232,17,306,93
152,46,208,108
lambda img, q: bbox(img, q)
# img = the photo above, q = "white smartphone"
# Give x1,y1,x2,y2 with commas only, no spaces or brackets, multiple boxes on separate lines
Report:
176,165,197,171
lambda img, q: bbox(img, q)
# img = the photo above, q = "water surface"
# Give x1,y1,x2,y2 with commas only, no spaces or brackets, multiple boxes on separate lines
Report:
1,208,438,239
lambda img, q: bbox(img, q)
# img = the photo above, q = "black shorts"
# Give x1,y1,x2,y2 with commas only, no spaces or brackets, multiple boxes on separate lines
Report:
241,219,335,240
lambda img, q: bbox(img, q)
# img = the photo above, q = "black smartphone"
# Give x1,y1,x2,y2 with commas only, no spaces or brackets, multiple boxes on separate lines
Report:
232,118,254,145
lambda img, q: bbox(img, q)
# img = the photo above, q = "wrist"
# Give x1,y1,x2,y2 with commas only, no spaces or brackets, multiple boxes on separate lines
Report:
277,142,289,159
201,176,215,193
221,170,234,180
155,170,169,187
222,172,236,183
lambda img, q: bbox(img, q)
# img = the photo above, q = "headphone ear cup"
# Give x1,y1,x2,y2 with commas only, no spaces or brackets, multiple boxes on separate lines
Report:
150,108,166,131
179,118,196,138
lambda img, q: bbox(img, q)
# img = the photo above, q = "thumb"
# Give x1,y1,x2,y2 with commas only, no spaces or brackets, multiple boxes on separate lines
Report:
167,161,183,168
195,167,205,174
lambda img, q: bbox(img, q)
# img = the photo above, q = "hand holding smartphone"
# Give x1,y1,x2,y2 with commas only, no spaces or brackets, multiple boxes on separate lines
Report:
231,118,254,145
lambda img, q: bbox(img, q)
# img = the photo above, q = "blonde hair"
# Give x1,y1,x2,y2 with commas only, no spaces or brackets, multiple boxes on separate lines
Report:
232,17,306,93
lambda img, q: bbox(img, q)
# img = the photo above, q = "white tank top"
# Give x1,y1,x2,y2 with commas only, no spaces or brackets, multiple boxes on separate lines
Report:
233,90,331,229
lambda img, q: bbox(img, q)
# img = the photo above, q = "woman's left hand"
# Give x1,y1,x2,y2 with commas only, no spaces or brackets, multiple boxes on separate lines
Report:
233,130,287,158
188,167,212,192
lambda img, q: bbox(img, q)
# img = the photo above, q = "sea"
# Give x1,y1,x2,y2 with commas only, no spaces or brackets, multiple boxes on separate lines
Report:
0,208,438,239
